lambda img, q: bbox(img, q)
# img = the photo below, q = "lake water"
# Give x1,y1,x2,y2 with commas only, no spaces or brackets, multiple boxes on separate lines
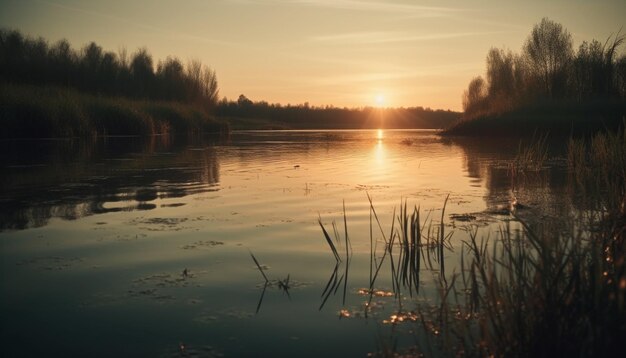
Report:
0,130,574,357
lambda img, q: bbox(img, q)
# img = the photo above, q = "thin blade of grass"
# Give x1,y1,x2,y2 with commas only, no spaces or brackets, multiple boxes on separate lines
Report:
249,251,270,283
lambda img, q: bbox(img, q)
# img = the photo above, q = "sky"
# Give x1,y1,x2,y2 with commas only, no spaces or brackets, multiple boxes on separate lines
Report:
1,0,625,110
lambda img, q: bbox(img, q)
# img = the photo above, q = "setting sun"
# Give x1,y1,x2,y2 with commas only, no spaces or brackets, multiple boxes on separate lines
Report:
375,94,385,107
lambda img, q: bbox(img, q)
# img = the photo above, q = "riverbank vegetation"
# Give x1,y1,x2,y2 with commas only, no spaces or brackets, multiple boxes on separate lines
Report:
436,129,625,356
322,129,625,356
217,95,460,130
444,18,626,136
0,84,228,138
0,29,226,138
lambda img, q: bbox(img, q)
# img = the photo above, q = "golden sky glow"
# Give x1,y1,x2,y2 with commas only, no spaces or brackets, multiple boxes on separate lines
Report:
1,0,624,110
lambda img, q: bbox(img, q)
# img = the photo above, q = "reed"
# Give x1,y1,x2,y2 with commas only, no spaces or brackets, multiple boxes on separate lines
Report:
319,124,625,356
318,202,353,307
511,132,550,171
0,83,229,138
249,251,269,283
567,126,626,218
421,131,624,356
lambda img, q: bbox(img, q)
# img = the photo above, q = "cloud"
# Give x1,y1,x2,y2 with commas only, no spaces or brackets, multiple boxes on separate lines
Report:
292,0,463,17
308,63,477,86
311,31,504,45
36,0,236,48
227,0,464,17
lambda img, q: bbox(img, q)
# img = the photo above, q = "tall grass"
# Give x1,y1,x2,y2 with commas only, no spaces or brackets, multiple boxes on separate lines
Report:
322,129,625,356
512,132,549,171
0,83,229,139
429,132,624,356
567,126,626,218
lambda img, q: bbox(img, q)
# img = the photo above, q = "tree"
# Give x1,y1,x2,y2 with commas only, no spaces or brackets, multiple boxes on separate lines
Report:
486,48,515,96
462,76,487,117
523,18,573,99
237,94,253,107
49,39,76,86
157,56,185,100
81,42,103,91
129,48,154,98
201,67,219,111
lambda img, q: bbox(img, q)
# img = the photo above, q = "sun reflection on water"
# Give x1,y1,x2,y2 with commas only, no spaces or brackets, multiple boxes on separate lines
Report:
373,139,386,168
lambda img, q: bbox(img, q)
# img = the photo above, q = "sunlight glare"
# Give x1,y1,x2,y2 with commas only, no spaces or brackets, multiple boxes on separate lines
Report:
373,139,386,168
375,94,385,107
377,129,383,140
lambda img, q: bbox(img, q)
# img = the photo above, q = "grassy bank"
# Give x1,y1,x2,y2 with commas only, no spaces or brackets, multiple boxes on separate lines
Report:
0,84,229,139
441,100,626,137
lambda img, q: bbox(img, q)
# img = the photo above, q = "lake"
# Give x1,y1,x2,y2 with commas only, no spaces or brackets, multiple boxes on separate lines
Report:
0,130,575,357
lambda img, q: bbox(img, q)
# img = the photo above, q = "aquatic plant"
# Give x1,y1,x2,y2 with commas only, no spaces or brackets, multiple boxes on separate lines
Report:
567,125,626,218
318,201,352,307
249,251,269,283
323,187,625,356
511,132,549,171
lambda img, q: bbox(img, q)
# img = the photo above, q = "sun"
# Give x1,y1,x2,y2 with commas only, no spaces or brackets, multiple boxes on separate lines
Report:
375,94,385,107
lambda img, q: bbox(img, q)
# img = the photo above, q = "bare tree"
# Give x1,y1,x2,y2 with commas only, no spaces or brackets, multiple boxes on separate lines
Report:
201,66,219,110
523,18,573,99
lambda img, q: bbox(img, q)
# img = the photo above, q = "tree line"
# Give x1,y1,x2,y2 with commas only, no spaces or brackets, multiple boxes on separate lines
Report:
216,94,460,129
463,18,626,119
0,29,219,112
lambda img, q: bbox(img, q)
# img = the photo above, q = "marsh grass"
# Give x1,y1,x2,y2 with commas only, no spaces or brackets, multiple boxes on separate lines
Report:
511,132,550,171
0,83,229,138
567,126,626,218
318,201,352,308
249,251,269,283
407,132,624,356
322,137,625,356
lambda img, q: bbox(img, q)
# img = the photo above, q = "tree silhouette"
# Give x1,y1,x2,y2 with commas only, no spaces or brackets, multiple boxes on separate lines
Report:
130,48,154,98
0,29,220,112
463,76,487,116
523,18,573,99
461,19,625,121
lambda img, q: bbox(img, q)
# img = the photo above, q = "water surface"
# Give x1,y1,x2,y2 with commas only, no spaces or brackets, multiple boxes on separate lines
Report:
0,130,571,357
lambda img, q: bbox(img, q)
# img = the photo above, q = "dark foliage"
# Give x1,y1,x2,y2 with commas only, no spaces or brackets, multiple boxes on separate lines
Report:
0,29,219,111
0,84,228,138
449,18,626,136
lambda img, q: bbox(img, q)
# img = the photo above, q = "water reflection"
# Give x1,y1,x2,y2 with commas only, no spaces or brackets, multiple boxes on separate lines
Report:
443,136,575,224
373,140,387,169
0,136,223,230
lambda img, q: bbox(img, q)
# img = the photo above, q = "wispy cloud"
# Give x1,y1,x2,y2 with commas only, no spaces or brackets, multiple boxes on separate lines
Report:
227,0,464,17
311,30,504,45
36,0,236,48
309,63,477,86
293,0,463,17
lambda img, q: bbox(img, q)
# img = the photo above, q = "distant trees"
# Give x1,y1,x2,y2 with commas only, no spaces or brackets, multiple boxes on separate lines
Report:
216,95,460,129
462,18,626,119
0,29,219,111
